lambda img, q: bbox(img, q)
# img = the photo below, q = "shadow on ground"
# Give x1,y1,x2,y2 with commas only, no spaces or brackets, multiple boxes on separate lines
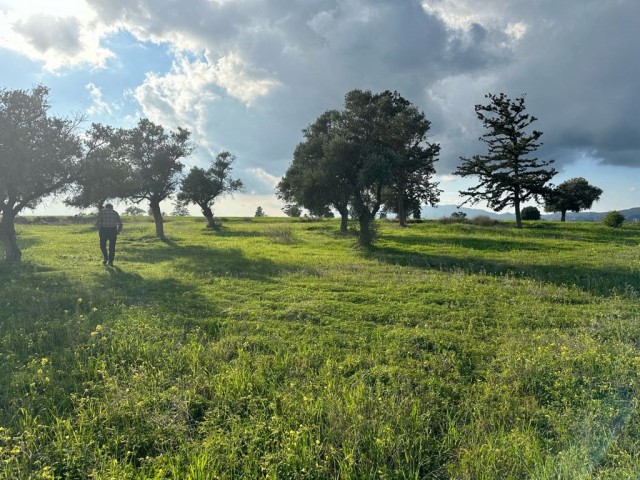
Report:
369,244,639,298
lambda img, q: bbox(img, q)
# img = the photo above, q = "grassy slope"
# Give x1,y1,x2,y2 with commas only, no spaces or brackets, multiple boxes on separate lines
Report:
1,217,639,479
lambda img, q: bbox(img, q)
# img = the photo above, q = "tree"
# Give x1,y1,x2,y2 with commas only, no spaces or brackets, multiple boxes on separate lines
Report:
454,93,557,228
603,210,625,228
280,89,440,245
121,119,193,239
283,204,302,217
544,177,603,221
178,151,243,228
521,206,541,220
379,93,441,227
255,206,266,217
277,110,352,233
65,123,132,212
171,201,190,217
124,205,145,216
0,86,82,261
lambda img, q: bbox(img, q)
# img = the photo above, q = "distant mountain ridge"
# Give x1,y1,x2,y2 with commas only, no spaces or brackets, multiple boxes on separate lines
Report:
421,205,640,222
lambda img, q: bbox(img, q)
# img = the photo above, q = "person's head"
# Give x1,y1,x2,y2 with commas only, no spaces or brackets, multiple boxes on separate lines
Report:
105,204,114,210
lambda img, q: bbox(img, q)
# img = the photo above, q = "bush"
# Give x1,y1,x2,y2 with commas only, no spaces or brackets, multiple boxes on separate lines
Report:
603,210,625,228
521,206,541,221
470,215,498,227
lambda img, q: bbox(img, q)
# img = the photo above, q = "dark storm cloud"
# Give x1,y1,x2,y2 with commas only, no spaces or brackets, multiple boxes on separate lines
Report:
499,0,640,169
82,0,640,188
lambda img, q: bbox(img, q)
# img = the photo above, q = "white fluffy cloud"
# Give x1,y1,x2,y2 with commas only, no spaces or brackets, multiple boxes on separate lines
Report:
0,0,113,69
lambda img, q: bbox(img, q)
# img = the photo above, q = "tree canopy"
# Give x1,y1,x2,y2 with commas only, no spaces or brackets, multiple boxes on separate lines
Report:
120,119,193,238
278,89,440,244
544,177,603,221
454,93,556,228
0,86,82,261
178,151,243,228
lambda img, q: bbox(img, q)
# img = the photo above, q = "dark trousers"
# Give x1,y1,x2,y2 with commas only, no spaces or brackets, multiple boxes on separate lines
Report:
99,227,118,262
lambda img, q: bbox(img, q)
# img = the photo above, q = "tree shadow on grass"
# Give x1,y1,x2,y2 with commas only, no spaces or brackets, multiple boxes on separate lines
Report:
120,237,319,280
380,233,569,253
369,244,639,298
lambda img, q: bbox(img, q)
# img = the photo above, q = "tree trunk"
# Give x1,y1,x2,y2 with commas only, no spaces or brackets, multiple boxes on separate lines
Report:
337,207,349,234
561,210,566,222
202,205,215,228
149,201,165,238
398,193,407,227
357,211,377,247
0,214,22,261
514,200,522,229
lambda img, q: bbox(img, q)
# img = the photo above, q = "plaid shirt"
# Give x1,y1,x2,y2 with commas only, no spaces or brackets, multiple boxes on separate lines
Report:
97,208,123,229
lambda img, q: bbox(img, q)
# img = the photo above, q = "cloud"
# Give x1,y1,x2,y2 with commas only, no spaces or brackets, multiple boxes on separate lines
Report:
0,1,113,69
85,82,112,115
3,0,639,199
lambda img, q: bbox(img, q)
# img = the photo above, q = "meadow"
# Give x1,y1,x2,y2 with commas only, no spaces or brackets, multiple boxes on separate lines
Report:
1,216,639,479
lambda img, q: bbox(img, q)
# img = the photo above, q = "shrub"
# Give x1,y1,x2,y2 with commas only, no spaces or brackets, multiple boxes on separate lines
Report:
451,211,467,220
521,206,541,221
603,210,625,228
267,225,295,244
470,215,498,226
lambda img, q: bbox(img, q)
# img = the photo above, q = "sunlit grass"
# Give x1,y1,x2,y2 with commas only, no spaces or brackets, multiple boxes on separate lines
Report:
1,216,639,478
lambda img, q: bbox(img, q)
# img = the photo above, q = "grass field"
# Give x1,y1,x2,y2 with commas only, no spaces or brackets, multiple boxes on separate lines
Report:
1,216,639,479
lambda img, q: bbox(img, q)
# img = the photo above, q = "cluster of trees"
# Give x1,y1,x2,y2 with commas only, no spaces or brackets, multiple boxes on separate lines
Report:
0,86,242,261
279,90,604,240
277,89,441,245
1,85,609,260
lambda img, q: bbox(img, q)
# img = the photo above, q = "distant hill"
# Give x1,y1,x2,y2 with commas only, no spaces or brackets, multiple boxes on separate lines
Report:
421,205,640,222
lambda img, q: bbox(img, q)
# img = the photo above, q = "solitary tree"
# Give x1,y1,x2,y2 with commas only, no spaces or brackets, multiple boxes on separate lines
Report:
521,205,541,220
178,151,243,228
255,206,266,217
121,119,193,238
544,177,603,221
0,86,82,261
454,93,556,228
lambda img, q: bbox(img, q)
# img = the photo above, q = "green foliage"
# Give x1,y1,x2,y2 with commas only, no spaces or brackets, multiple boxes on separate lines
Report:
603,210,625,228
521,205,541,220
455,93,557,228
124,205,145,216
255,206,266,217
282,204,302,217
2,218,640,478
545,177,603,221
178,151,243,228
0,85,82,261
278,89,440,242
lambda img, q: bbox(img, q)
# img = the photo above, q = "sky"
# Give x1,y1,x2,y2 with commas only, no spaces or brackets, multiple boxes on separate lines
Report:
1,0,639,217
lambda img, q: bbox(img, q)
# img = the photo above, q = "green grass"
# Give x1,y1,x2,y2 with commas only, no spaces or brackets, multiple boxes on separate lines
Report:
1,216,640,479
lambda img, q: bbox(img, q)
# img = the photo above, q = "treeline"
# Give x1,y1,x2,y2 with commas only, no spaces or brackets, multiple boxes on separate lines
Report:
1,85,605,261
0,86,241,261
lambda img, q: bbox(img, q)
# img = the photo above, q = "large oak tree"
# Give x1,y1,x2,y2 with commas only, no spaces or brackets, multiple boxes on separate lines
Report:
0,86,82,261
454,93,557,228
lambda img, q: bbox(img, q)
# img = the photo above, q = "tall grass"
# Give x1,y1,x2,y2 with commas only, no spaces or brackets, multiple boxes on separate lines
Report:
1,217,639,478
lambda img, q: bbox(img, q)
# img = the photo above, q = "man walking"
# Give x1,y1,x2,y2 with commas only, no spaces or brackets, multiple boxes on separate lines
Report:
96,204,123,266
